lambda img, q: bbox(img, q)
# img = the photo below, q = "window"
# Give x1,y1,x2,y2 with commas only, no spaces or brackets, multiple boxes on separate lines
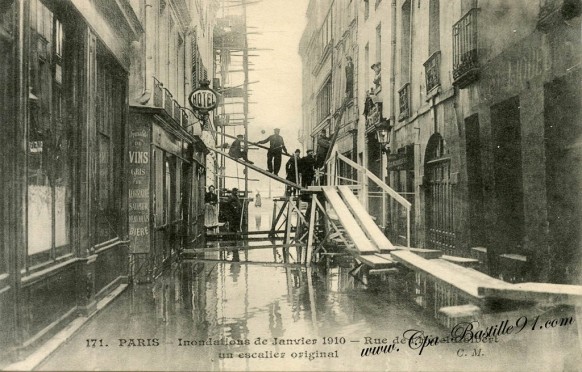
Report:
400,0,411,80
316,78,332,123
428,0,440,55
27,0,71,263
452,7,479,87
94,48,126,244
320,12,332,54
365,0,370,20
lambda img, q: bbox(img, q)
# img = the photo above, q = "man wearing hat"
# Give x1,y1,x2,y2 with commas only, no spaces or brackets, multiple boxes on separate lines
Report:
257,128,287,176
285,149,301,195
299,149,316,188
229,134,253,164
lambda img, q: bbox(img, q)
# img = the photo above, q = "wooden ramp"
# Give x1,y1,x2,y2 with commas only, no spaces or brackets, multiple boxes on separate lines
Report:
478,282,582,306
207,147,303,189
338,186,395,252
322,187,378,255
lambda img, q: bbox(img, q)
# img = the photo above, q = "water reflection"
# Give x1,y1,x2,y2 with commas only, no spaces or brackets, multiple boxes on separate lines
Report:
37,199,581,371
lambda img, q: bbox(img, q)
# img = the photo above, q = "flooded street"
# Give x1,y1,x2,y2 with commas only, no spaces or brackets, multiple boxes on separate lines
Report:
38,198,580,371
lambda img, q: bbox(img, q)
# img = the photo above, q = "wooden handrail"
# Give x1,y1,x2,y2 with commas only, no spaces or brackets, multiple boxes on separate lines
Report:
336,152,412,209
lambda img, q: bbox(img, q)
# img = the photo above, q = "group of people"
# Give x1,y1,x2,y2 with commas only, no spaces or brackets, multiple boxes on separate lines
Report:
204,186,243,233
284,148,316,195
229,128,329,192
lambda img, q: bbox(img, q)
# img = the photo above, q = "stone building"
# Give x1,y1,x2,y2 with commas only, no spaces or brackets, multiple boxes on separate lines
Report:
0,0,219,366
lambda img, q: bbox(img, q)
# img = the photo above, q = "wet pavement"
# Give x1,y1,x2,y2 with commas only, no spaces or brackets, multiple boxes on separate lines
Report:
38,198,581,371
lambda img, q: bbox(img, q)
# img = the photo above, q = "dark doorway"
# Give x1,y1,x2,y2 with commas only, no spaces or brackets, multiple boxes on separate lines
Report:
465,114,485,247
367,132,383,226
425,134,455,253
490,96,524,261
544,70,582,284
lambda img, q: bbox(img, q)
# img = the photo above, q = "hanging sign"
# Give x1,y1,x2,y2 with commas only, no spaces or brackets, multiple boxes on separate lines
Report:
188,80,218,113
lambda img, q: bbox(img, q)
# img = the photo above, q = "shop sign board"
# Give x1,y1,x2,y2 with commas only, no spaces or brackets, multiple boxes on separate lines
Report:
128,121,151,253
189,87,218,113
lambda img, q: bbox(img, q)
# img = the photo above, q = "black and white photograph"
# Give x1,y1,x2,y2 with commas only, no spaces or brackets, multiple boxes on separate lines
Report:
0,0,581,370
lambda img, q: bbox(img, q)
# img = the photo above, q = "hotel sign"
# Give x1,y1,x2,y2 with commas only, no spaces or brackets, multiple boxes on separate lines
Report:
189,87,218,113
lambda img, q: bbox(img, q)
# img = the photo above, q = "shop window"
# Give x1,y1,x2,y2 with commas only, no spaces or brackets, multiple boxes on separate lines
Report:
27,0,71,263
94,49,126,244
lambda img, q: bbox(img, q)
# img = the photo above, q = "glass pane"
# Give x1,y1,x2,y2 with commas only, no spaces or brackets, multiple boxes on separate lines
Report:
54,185,69,247
28,184,53,255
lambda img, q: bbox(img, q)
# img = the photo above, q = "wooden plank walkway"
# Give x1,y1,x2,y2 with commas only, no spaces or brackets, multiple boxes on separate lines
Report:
391,250,510,303
322,187,378,255
207,147,303,189
338,186,395,252
478,282,582,306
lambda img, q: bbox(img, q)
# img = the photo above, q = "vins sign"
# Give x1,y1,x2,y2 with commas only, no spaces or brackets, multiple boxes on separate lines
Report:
189,87,218,113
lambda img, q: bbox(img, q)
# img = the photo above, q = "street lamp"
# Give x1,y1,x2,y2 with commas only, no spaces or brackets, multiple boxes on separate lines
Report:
375,118,392,152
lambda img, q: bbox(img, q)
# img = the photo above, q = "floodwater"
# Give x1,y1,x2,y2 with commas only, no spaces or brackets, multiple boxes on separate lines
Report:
39,198,581,371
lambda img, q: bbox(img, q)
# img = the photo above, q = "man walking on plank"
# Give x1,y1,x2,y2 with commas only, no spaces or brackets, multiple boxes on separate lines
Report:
257,128,288,176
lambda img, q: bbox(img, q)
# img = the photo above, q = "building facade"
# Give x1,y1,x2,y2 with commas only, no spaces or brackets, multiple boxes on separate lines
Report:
0,0,140,365
299,0,359,167
126,0,219,282
0,0,219,366
301,0,581,284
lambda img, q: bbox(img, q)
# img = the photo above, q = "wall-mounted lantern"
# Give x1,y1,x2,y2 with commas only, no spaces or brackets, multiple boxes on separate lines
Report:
375,118,392,145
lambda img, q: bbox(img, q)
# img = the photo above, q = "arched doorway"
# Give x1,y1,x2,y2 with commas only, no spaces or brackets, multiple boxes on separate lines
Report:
424,134,455,252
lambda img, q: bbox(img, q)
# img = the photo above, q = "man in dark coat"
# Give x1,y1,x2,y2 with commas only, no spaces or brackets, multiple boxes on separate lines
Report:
299,149,316,188
257,128,287,176
229,134,253,164
285,149,301,195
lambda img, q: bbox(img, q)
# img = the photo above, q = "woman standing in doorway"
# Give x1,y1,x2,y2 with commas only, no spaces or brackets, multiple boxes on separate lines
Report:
204,185,219,228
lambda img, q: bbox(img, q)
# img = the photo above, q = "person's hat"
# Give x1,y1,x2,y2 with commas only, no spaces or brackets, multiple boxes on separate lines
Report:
294,149,301,153
236,134,244,138
307,149,314,154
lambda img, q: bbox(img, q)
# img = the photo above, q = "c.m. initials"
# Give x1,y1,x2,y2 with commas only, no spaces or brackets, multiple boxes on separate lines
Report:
129,151,149,164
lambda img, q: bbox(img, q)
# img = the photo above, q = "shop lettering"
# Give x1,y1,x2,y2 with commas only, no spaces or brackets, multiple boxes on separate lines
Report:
190,90,217,110
131,168,146,176
129,226,149,236
129,202,148,211
129,189,148,198
130,129,148,138
129,215,149,223
129,151,149,164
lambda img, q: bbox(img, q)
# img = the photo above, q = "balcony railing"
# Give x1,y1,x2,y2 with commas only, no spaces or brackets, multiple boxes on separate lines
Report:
452,8,479,88
152,76,189,128
163,88,173,115
181,110,188,128
172,99,181,123
153,77,164,107
398,83,410,122
424,51,441,94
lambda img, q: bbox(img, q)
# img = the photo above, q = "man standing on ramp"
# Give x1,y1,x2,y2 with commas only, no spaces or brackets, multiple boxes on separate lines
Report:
257,128,288,176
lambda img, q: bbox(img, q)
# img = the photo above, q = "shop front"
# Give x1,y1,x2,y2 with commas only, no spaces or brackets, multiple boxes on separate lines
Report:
127,112,207,283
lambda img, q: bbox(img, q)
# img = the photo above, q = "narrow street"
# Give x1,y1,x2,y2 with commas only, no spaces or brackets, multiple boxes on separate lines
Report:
37,199,580,371
1,1,581,371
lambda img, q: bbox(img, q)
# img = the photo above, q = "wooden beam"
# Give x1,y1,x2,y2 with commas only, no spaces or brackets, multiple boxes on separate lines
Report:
207,147,302,189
